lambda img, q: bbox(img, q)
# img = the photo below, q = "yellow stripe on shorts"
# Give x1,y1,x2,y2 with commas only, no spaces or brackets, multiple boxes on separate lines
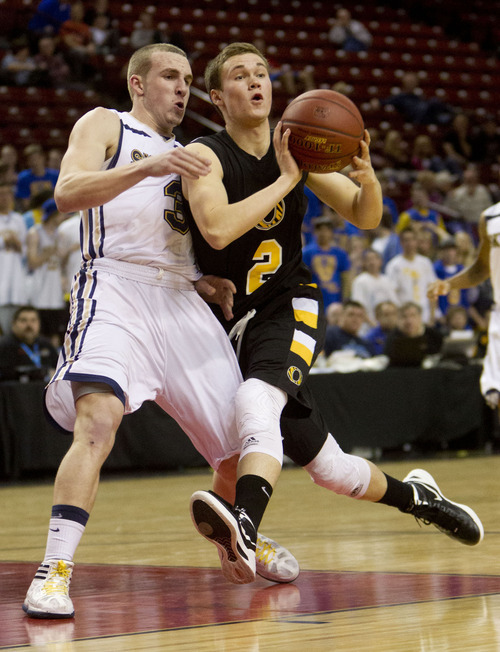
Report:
290,328,316,366
292,297,318,329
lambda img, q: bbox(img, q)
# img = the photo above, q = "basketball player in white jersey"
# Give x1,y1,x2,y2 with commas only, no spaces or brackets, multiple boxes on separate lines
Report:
428,202,500,407
23,43,297,620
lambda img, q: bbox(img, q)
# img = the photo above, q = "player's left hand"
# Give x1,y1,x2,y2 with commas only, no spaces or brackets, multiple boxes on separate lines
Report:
348,130,377,186
195,275,236,321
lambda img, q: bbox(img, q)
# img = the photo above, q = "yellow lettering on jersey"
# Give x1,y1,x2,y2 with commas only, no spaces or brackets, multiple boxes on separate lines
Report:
247,239,283,294
256,200,285,230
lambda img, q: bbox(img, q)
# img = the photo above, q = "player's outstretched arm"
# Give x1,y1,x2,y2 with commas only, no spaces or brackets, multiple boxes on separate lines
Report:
428,213,491,300
55,108,212,213
306,130,382,231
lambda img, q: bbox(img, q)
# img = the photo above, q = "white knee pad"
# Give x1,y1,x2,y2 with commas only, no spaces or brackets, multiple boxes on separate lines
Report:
304,433,371,498
236,378,287,465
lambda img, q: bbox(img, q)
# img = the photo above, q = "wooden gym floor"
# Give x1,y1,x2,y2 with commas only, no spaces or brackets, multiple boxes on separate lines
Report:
1,456,499,651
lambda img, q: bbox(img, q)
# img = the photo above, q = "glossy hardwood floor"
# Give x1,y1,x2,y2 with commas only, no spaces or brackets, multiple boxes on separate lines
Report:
1,455,499,651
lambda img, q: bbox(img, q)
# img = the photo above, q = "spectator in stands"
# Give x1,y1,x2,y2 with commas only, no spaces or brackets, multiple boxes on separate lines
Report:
410,134,450,174
396,183,449,244
370,206,399,263
59,0,97,82
365,300,399,355
26,198,67,345
384,301,443,367
351,249,398,326
47,148,64,171
371,72,455,126
0,305,59,382
382,130,412,179
455,229,477,268
328,8,372,52
416,227,437,262
302,215,352,309
28,0,72,40
433,238,469,321
0,38,41,86
446,165,493,239
385,227,438,325
83,0,112,26
89,12,120,55
325,301,343,327
0,145,20,186
470,118,500,166
33,34,71,88
376,171,399,225
442,112,474,169
347,232,370,279
323,299,376,358
56,211,81,303
130,10,156,50
15,144,59,212
22,188,54,230
0,181,29,335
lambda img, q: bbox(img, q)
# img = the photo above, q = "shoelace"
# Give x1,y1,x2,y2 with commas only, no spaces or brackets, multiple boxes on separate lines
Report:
256,539,276,565
44,562,72,595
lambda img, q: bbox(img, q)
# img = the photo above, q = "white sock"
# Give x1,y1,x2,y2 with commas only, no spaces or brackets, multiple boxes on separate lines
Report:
43,517,86,563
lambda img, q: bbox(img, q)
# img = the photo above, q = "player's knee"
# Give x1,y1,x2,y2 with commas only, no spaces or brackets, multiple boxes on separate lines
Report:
235,378,287,464
74,389,123,452
304,434,371,498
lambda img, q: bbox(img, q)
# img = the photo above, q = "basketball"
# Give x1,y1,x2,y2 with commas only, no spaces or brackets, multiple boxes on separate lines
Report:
280,89,364,173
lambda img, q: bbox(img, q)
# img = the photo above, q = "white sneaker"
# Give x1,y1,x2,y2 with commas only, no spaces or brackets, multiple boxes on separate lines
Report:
23,560,75,619
256,534,300,583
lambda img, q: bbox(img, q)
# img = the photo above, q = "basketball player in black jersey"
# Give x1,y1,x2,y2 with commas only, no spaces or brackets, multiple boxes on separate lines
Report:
184,42,483,584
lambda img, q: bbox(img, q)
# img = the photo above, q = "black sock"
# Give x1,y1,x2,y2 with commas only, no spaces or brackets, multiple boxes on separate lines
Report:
377,473,414,512
234,474,273,530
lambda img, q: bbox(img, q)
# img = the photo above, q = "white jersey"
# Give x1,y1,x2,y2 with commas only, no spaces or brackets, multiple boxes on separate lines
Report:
351,272,399,322
28,224,65,309
0,210,28,305
385,253,437,323
480,202,500,397
81,110,199,283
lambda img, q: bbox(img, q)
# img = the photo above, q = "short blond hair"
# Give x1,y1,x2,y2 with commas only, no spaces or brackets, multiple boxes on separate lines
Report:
127,43,187,100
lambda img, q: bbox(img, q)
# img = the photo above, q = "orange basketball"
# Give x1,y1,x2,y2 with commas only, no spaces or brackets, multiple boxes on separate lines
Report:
281,89,364,173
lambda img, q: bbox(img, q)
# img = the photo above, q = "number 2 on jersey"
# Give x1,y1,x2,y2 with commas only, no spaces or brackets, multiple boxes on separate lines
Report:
246,239,282,294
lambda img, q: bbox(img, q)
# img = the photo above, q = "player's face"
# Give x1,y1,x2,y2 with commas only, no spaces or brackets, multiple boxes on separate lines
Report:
140,52,193,135
216,53,272,124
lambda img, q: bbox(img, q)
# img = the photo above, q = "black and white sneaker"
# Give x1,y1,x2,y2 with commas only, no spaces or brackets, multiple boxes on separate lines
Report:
190,491,257,584
403,469,484,546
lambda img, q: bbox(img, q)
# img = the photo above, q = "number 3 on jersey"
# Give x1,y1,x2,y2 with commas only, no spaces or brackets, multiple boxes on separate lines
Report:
247,239,282,294
163,179,188,235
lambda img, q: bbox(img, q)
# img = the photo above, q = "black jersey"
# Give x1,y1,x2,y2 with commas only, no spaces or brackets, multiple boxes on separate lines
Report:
183,129,312,328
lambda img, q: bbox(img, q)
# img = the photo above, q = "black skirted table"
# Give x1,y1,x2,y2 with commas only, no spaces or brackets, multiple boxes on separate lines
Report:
0,364,490,480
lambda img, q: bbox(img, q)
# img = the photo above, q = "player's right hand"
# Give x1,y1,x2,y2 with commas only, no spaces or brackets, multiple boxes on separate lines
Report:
145,148,212,180
427,279,451,299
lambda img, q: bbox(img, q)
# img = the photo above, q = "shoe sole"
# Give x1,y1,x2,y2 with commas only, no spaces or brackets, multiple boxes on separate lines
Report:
404,468,484,545
22,603,75,619
190,491,256,584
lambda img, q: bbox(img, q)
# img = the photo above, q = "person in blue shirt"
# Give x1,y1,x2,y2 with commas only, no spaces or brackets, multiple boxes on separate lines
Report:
302,215,351,309
324,300,377,358
365,300,399,355
433,238,469,318
15,144,59,212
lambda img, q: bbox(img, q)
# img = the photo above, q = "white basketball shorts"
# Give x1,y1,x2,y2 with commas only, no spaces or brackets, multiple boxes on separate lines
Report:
45,258,243,469
481,306,500,397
